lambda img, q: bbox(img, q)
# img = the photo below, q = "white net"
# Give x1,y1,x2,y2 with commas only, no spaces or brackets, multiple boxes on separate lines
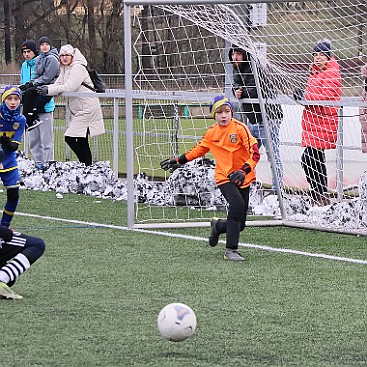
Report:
127,1,367,233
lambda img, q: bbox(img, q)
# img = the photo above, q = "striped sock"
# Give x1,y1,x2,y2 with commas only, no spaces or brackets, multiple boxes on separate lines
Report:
0,254,30,284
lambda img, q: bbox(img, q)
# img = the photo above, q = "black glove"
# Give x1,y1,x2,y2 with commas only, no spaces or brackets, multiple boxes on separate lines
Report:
0,134,17,152
0,147,4,163
228,170,245,186
0,134,11,146
160,158,181,172
23,86,38,96
0,226,13,242
19,81,35,92
293,88,304,101
36,85,48,96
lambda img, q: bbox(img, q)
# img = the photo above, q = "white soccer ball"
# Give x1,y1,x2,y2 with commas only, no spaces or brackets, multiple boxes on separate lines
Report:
157,302,197,342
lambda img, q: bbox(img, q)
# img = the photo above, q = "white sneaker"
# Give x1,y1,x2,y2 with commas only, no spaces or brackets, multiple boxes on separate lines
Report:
224,249,245,261
0,282,23,300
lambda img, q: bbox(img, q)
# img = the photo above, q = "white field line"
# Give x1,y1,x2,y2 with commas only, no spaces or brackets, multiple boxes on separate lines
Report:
16,211,367,265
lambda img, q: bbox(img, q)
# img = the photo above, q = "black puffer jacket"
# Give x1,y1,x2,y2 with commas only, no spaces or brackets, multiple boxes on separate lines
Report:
229,47,283,124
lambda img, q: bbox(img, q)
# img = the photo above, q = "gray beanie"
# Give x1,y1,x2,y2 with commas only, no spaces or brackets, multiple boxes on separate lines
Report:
39,36,52,47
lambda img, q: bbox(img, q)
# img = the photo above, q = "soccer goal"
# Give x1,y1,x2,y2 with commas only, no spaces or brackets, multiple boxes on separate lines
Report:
123,0,367,235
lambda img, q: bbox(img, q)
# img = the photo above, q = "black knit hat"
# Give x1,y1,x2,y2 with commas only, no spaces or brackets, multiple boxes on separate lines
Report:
39,36,52,47
21,40,38,55
312,39,331,60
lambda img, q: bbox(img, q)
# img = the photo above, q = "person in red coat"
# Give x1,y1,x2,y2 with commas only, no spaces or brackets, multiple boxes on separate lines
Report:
300,39,342,205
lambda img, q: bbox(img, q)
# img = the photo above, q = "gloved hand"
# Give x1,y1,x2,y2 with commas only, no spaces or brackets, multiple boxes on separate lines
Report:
228,170,245,186
0,134,11,146
19,81,35,92
0,226,13,242
36,85,48,95
160,158,180,172
293,88,304,101
0,147,4,163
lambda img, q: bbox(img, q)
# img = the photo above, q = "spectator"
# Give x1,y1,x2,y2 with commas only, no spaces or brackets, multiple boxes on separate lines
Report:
229,45,284,193
20,37,59,132
0,226,46,300
160,95,260,261
0,86,26,228
37,44,105,166
300,39,342,205
360,63,367,153
20,38,57,171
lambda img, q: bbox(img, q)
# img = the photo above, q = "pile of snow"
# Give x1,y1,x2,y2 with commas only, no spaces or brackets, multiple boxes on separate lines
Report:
17,154,367,230
19,154,127,200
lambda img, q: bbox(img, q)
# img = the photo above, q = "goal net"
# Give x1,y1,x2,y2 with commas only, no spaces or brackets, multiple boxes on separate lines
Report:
125,0,367,234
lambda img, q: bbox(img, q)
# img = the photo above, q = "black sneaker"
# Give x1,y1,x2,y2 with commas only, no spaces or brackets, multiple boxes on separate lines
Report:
27,119,43,131
208,217,220,247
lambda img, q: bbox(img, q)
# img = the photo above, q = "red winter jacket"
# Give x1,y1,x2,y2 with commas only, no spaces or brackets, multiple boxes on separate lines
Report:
301,57,342,149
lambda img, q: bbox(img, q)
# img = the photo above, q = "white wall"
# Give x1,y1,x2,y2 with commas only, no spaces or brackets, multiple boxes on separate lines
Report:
256,105,366,190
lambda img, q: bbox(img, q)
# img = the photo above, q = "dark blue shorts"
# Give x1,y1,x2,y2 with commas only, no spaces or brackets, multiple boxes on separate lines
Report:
0,168,20,188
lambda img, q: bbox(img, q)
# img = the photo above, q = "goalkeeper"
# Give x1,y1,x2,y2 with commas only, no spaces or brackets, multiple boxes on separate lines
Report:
160,95,260,261
0,226,46,300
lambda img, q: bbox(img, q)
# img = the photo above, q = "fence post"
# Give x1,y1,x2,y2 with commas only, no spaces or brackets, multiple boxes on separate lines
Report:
336,106,344,202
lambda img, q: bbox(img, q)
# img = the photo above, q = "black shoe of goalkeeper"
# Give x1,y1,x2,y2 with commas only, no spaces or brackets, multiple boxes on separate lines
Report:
209,217,221,247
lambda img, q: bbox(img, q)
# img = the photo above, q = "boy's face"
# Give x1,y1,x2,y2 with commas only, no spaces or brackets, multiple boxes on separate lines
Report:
5,95,21,110
22,49,36,60
40,42,51,53
313,52,328,67
231,51,244,68
214,105,232,126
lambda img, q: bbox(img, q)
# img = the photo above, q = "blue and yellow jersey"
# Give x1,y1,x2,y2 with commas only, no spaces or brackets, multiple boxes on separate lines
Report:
0,106,26,172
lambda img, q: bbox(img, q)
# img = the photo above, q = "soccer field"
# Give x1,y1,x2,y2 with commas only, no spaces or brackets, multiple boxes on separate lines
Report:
2,190,366,367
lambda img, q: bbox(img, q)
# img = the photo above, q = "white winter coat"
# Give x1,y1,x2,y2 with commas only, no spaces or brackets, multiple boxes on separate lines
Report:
47,48,105,138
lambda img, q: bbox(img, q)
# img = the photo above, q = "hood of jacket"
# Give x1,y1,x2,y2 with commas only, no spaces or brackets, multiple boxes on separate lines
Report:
229,46,251,72
70,48,88,67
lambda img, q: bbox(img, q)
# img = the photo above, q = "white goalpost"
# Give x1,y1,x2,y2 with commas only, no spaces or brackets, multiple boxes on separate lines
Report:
123,0,367,234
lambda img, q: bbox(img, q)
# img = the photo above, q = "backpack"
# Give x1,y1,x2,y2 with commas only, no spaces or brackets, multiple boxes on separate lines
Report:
81,66,106,93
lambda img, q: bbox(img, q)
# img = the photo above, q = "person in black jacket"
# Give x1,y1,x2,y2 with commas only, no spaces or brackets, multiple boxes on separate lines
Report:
229,45,284,192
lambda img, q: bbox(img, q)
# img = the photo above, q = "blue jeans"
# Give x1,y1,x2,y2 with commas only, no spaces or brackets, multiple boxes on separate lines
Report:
248,120,283,191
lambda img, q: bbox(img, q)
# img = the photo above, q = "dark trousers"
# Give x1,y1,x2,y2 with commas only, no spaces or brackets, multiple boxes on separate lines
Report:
301,146,327,195
22,87,52,125
65,132,92,166
0,232,45,286
217,183,250,250
0,233,45,265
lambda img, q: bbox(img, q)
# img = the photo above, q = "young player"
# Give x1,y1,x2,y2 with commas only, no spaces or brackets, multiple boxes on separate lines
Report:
0,85,26,227
160,95,260,261
0,226,46,300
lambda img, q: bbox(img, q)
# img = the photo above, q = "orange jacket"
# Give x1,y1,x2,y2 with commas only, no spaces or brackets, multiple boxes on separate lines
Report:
184,118,259,187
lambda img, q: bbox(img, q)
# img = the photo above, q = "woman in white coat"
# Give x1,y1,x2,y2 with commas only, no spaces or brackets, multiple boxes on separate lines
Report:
37,44,105,166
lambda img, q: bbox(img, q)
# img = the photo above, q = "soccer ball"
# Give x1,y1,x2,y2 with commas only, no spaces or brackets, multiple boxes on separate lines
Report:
157,302,197,342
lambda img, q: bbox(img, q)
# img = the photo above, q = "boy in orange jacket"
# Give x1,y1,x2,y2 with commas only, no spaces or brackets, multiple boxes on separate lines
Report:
161,95,260,261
